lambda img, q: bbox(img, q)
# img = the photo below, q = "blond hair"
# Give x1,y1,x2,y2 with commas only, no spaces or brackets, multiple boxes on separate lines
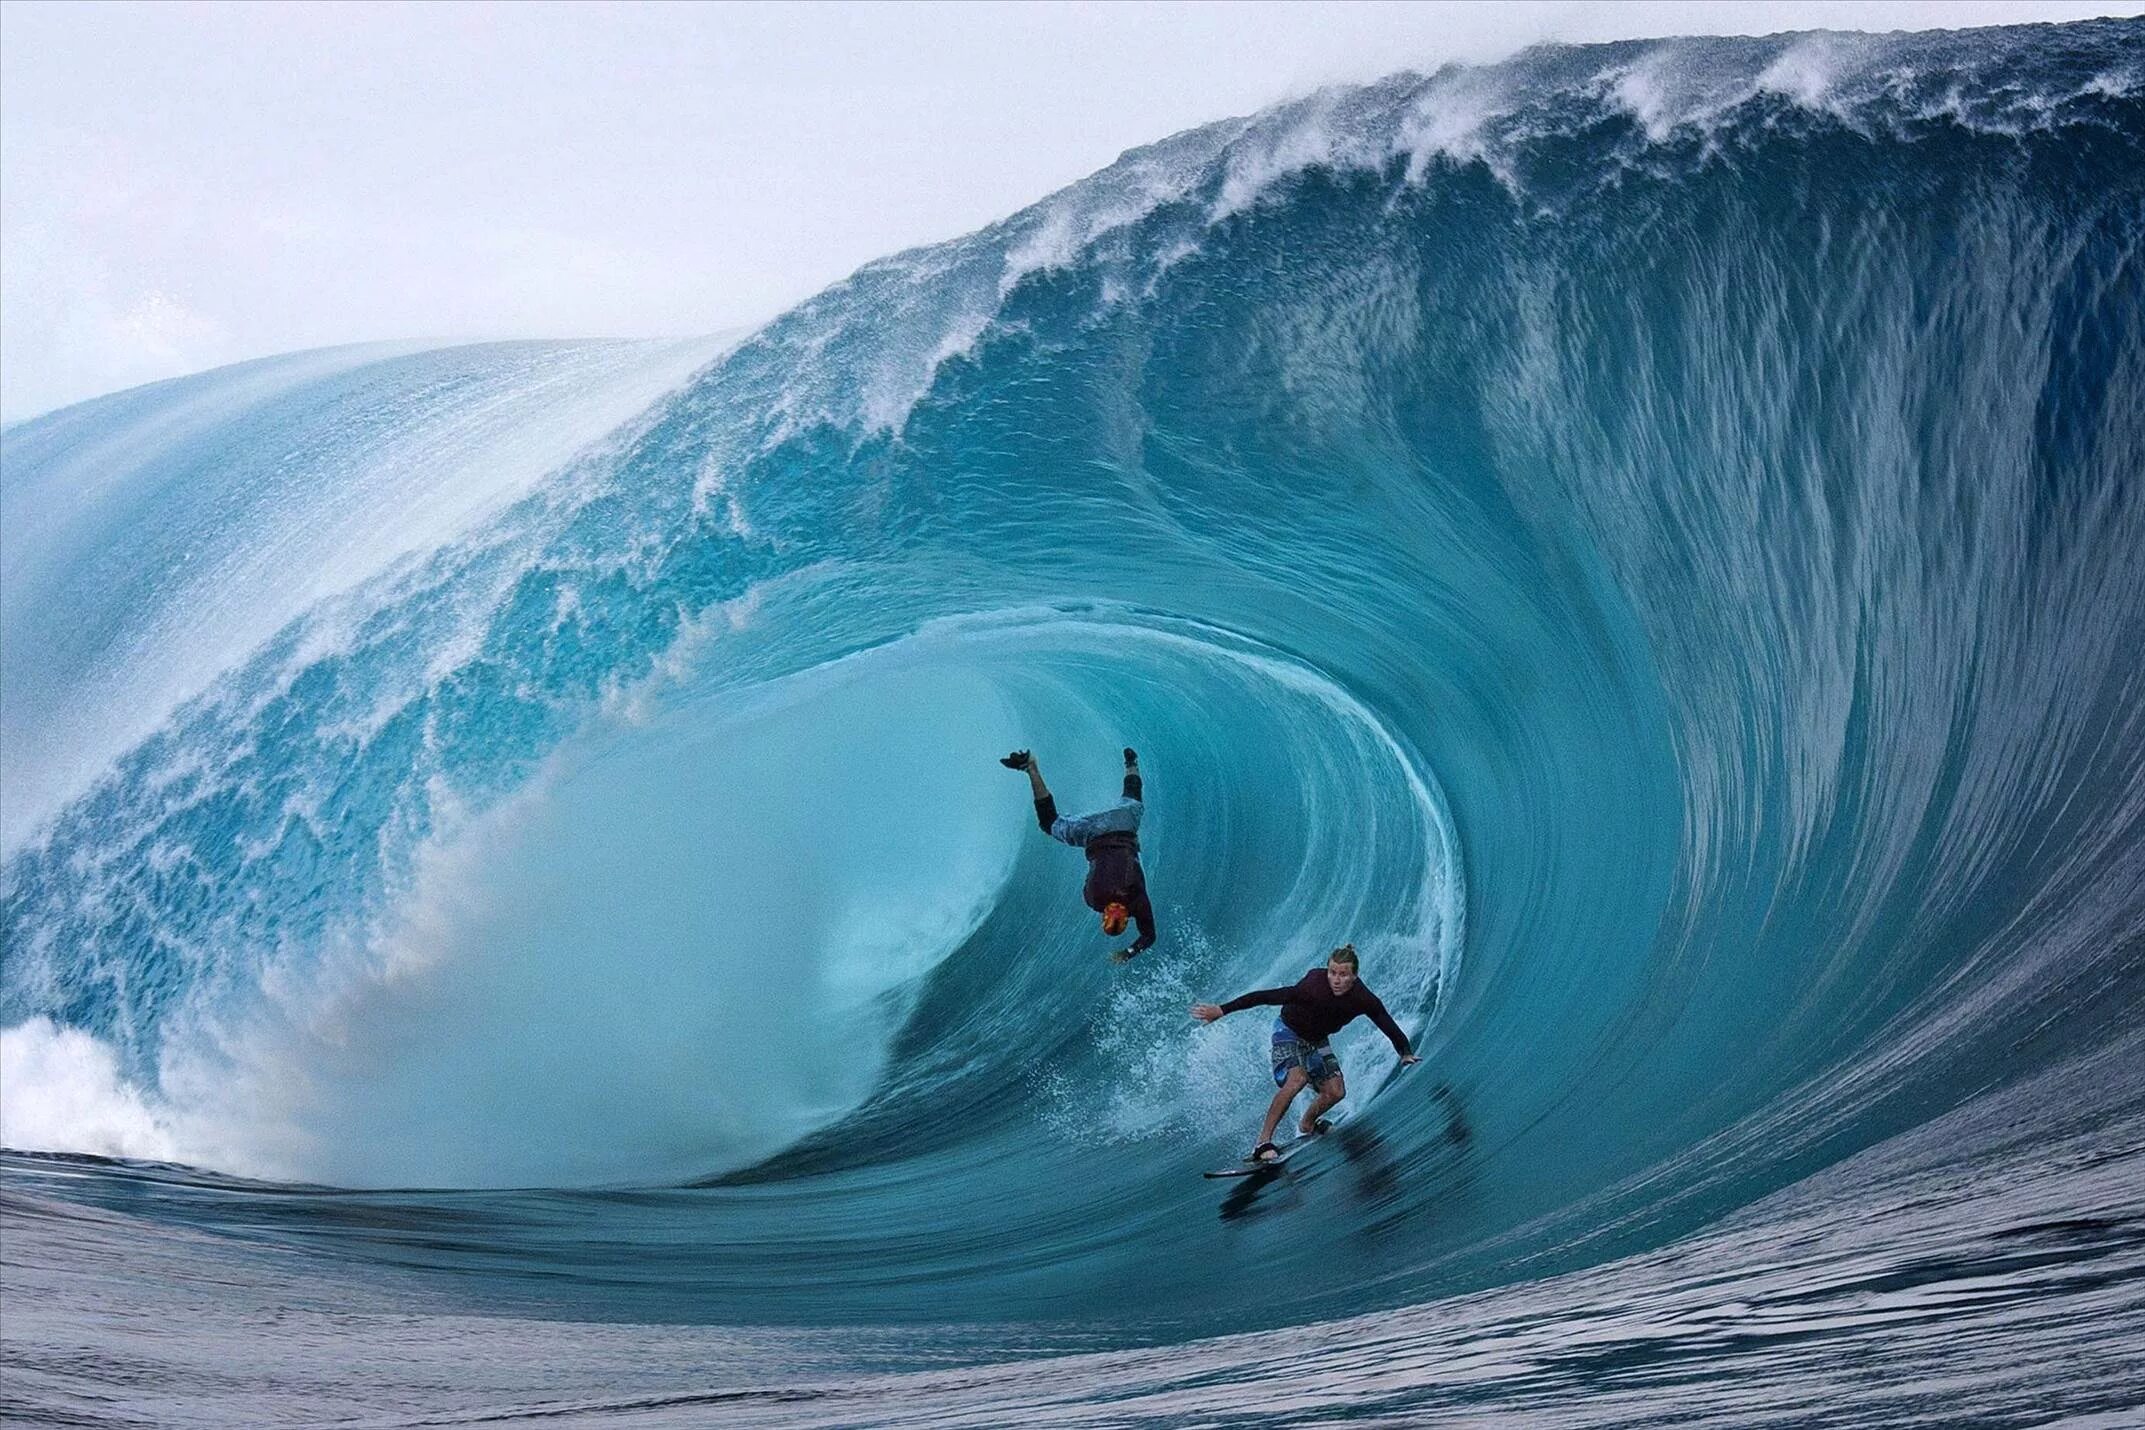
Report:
1328,943,1359,970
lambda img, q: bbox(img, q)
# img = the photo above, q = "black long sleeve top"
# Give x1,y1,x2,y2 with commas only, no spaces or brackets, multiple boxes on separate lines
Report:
1220,968,1411,1055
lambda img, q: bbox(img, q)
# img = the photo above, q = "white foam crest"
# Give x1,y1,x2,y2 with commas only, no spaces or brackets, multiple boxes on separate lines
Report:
0,1018,182,1162
925,304,997,373
1606,49,1767,143
1613,54,1692,143
1208,94,1357,224
1604,34,1892,144
737,26,2128,453
796,271,1007,443
1000,129,1239,296
1142,237,1206,297
1757,35,1859,113
1399,69,1515,182
888,142,1230,424
2086,65,2139,98
1002,208,1082,293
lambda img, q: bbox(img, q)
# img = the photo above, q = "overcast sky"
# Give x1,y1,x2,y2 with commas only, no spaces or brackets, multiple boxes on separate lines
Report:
2,0,2137,422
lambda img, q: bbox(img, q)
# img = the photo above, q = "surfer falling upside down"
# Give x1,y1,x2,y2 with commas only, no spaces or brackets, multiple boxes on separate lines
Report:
1195,943,1420,1163
1002,746,1156,961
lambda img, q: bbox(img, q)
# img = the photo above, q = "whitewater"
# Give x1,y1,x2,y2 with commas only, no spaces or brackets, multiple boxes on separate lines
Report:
3,18,2142,1426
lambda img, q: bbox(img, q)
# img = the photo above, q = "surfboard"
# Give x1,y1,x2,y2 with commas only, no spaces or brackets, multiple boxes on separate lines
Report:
1203,1147,1301,1178
1202,1122,1333,1178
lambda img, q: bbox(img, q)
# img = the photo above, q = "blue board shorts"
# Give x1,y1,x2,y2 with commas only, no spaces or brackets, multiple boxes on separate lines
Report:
1271,1018,1340,1087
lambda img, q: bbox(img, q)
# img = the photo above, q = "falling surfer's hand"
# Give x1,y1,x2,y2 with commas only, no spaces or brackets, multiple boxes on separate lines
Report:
999,750,1032,771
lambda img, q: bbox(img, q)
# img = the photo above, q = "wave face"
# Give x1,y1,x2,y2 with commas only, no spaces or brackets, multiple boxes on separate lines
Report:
4,19,2144,1421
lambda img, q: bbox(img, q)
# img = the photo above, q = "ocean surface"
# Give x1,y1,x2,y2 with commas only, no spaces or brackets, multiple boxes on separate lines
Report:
4,19,2143,1426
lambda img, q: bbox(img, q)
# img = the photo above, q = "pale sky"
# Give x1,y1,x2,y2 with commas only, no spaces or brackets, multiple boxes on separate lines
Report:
2,1,2137,423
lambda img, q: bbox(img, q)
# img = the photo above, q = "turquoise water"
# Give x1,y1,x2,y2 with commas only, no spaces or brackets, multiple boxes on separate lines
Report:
4,20,2143,1423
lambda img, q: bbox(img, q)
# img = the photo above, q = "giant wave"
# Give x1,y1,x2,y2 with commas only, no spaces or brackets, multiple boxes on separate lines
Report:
3,19,2143,1425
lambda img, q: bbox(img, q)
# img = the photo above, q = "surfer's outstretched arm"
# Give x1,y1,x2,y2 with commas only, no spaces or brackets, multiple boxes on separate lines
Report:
1363,991,1416,1059
1192,984,1291,1022
1128,895,1157,954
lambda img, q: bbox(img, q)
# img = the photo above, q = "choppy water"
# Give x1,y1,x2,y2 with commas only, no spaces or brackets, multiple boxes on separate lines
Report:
4,18,2143,1425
